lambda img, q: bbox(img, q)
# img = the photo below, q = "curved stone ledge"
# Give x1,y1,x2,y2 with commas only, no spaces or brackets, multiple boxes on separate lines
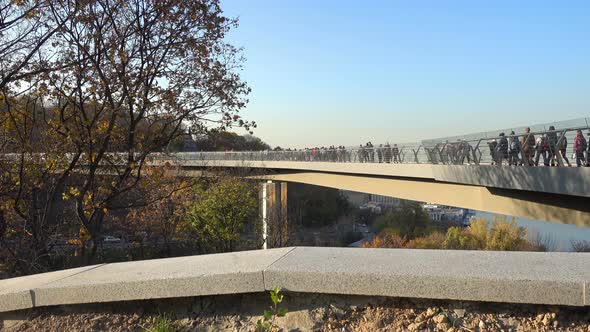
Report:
0,247,588,313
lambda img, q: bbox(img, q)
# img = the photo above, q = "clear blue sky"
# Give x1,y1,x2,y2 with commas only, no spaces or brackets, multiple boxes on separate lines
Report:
222,0,590,148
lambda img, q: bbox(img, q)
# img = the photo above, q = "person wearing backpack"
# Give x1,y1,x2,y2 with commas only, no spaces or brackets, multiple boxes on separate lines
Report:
556,131,571,167
488,139,498,165
573,130,587,167
496,133,508,165
508,131,521,166
534,135,549,166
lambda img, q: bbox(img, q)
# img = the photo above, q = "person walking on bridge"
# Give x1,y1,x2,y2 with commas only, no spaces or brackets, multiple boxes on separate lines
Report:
508,131,521,166
488,139,498,165
392,144,400,163
534,135,549,166
521,127,535,166
460,140,472,164
557,131,571,167
496,133,508,165
358,144,366,163
574,130,587,167
384,143,392,163
377,144,383,163
367,142,375,163
547,126,558,166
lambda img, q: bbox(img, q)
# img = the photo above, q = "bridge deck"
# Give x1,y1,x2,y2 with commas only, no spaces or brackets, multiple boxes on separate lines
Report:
1,248,588,312
153,159,590,225
160,160,590,198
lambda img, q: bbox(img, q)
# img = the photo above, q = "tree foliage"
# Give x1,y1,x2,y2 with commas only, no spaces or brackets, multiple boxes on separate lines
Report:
442,218,527,251
0,0,252,272
365,216,541,252
0,0,75,90
124,168,199,255
442,226,473,249
185,177,258,253
406,232,446,249
374,202,433,239
361,231,407,249
192,130,270,151
353,208,379,226
288,183,350,228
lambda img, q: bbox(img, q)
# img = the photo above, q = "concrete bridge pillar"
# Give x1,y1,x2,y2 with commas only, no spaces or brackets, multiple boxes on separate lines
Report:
260,181,288,249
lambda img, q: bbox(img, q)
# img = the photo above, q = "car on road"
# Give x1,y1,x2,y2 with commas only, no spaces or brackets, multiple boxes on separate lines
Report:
103,236,122,243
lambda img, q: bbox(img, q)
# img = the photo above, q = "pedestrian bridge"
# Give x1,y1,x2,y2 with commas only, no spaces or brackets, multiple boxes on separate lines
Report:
150,155,590,226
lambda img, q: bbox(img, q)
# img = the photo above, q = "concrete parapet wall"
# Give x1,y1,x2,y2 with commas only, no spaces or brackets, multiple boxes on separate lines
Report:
1,247,588,313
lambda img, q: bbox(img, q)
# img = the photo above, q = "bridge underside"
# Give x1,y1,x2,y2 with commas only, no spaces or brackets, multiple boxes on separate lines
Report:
174,166,590,226
254,171,590,226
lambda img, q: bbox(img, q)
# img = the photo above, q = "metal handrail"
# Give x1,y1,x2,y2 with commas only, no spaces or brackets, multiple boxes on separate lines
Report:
152,124,589,167
3,126,589,167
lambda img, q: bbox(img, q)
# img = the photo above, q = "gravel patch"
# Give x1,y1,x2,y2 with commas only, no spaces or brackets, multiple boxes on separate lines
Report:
2,293,590,331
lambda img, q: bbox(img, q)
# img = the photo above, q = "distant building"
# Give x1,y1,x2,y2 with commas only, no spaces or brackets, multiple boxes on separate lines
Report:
368,194,401,207
360,202,382,214
340,190,401,208
422,204,444,221
341,191,470,224
422,203,470,225
340,190,369,206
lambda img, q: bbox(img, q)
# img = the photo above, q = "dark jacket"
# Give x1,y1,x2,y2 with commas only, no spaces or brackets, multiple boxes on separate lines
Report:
556,136,567,150
521,133,535,149
497,136,508,154
547,132,558,150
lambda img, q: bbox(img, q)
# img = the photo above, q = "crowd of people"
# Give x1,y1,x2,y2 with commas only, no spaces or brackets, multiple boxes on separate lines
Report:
486,127,590,167
209,127,590,167
423,140,473,165
345,142,402,163
260,142,404,163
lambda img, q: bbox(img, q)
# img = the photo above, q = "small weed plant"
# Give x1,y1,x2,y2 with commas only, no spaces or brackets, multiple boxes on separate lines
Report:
141,314,183,332
256,287,288,332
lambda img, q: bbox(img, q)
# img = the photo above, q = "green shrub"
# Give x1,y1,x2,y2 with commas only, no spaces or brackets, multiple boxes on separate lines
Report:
374,203,433,239
365,215,543,253
443,227,475,250
465,218,488,249
486,218,525,251
257,287,288,332
362,232,407,248
142,314,183,332
185,177,258,253
406,232,445,249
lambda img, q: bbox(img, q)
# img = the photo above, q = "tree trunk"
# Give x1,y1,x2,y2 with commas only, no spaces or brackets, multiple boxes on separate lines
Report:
85,237,98,265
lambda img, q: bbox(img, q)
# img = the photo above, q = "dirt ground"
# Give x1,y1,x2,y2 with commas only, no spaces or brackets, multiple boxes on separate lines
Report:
2,293,590,331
